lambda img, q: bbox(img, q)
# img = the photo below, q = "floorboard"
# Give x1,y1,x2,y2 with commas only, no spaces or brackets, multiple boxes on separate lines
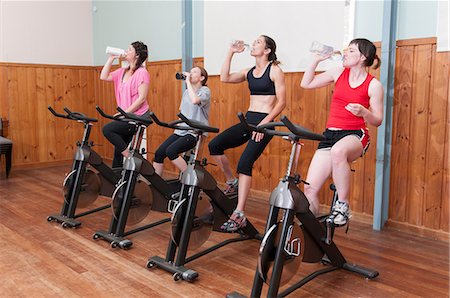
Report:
0,165,448,297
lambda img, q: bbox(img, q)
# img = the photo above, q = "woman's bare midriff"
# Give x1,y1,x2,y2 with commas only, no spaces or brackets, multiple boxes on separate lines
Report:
248,95,277,114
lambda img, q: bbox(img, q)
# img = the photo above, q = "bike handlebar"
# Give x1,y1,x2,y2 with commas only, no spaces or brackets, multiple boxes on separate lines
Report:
149,112,186,130
95,106,153,127
116,106,153,126
237,112,324,141
149,112,219,133
177,113,219,133
48,106,98,123
280,116,324,141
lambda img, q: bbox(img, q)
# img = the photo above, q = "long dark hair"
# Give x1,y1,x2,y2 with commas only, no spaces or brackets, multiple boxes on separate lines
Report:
131,41,148,72
349,38,380,69
261,35,280,65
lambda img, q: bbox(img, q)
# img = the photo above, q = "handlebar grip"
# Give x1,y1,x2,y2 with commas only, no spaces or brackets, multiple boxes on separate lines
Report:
150,112,182,129
149,112,163,126
48,106,68,119
96,106,115,120
177,112,219,133
64,106,98,122
237,112,262,132
281,115,324,141
116,106,127,117
168,119,184,127
115,106,152,126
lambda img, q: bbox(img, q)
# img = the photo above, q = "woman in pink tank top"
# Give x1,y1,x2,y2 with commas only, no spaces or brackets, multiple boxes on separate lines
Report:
100,41,150,168
300,38,383,225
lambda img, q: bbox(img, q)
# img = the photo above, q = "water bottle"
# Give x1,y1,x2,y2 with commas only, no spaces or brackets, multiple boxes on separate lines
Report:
310,41,342,61
175,72,186,80
106,46,126,57
230,40,250,51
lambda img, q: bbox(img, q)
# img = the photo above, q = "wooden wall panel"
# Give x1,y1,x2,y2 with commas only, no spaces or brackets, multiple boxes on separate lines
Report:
443,68,450,233
424,49,449,230
390,46,414,222
407,44,432,226
0,66,7,119
0,37,448,236
1,64,115,166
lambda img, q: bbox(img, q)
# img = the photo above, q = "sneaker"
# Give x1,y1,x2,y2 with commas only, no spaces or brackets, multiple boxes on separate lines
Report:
224,178,238,195
220,210,247,232
330,200,352,226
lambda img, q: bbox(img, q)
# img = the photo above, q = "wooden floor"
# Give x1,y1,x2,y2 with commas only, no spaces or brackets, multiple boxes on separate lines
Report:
0,165,449,297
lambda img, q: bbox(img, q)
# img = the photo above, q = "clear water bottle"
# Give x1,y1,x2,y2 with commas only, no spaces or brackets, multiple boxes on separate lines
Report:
230,40,250,51
310,41,342,61
106,46,125,57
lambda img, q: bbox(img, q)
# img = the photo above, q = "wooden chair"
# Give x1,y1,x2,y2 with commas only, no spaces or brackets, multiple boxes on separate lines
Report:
0,118,12,178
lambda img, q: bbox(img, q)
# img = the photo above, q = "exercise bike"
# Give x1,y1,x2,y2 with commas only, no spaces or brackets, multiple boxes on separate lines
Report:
227,113,379,298
92,107,182,249
146,112,260,282
46,106,122,228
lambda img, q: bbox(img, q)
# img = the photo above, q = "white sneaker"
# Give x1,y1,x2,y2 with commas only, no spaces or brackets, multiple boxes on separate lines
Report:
331,200,351,226
224,178,238,195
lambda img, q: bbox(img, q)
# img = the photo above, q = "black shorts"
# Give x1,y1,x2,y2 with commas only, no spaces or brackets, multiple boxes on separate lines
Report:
317,128,370,155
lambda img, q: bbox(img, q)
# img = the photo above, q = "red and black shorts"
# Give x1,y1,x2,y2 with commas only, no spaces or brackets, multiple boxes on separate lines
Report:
317,128,370,156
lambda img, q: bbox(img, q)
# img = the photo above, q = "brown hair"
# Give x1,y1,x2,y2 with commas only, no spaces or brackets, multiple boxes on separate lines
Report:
196,66,208,86
261,35,280,65
131,41,148,72
349,38,380,69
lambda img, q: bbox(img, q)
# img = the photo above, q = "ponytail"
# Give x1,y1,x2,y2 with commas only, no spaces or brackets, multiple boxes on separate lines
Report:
372,54,381,70
262,35,280,65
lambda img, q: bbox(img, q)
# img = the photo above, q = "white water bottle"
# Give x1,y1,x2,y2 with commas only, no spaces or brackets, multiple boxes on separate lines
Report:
106,46,125,57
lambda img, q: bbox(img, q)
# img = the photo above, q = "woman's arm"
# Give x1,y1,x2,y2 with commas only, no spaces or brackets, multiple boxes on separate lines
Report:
184,73,202,105
220,47,247,83
100,56,116,81
125,82,149,114
300,54,341,89
262,65,286,124
346,79,384,127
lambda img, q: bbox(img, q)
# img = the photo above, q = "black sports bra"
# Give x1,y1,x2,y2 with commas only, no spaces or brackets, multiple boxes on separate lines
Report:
246,62,276,95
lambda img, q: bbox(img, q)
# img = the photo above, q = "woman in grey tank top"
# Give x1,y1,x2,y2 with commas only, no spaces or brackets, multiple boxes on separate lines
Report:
152,66,210,176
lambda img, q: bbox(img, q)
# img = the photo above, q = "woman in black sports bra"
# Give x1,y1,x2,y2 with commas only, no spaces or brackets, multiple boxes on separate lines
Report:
208,35,286,232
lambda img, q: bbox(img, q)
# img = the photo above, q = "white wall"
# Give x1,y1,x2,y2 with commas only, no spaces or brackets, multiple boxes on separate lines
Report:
0,0,93,65
354,0,442,45
92,1,180,65
437,0,449,52
204,1,350,74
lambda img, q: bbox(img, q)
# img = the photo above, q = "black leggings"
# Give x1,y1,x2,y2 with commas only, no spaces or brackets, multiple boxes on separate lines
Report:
102,111,150,168
154,134,197,163
208,111,273,176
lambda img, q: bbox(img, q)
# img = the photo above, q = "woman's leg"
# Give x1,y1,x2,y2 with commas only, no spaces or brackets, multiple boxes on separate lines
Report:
234,133,273,212
303,150,333,215
220,133,273,232
165,134,197,174
153,134,180,176
208,123,250,181
235,173,251,211
330,135,363,204
327,135,364,225
102,121,136,168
